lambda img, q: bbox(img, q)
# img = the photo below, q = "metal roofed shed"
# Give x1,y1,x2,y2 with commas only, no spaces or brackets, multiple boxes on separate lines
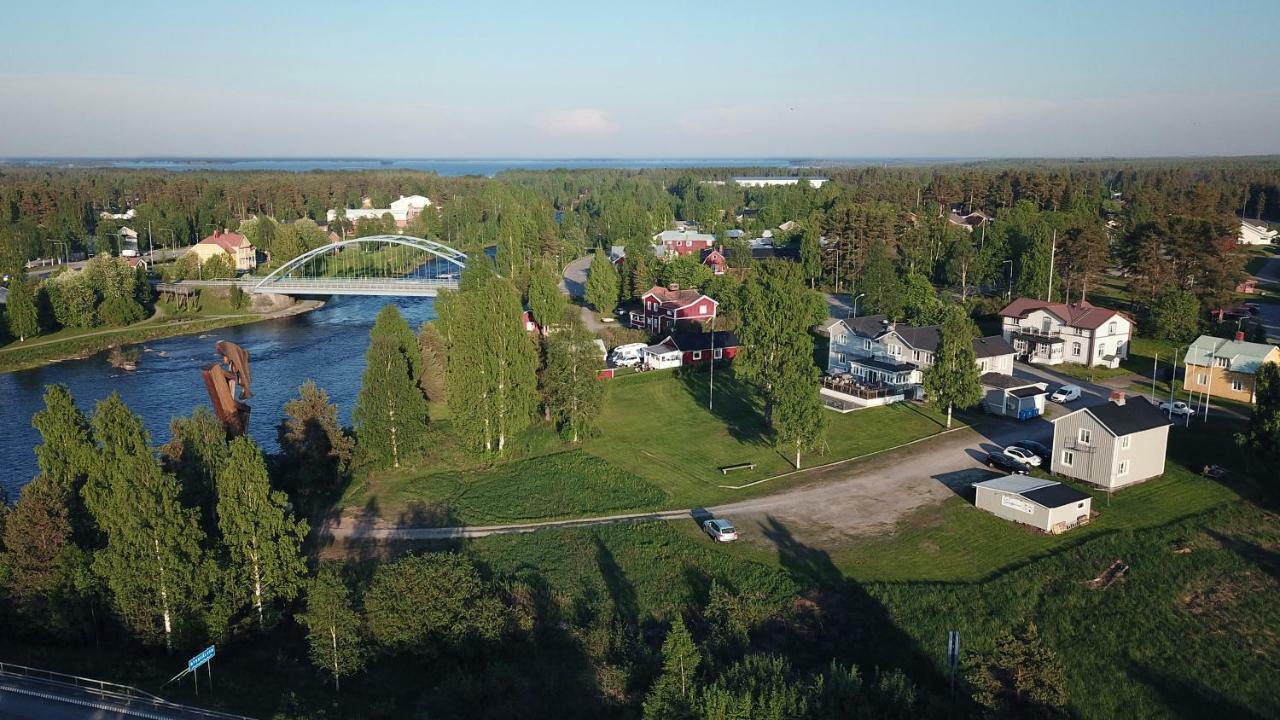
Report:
972,476,1093,534
980,372,1048,420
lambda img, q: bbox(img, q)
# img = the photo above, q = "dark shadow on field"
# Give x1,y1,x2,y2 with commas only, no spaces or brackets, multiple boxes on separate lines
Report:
931,468,993,501
594,537,640,626
759,515,949,693
1206,529,1280,582
1126,662,1271,720
676,365,769,446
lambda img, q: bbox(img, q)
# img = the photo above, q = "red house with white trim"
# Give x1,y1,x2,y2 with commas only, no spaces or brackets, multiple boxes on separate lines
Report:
665,331,739,365
629,284,718,333
701,247,727,275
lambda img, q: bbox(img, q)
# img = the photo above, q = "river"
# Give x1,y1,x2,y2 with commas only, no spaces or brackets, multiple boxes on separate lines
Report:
0,295,438,499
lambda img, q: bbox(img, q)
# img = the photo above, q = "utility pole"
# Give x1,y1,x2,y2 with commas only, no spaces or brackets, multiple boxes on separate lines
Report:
1046,230,1056,303
708,315,716,411
1003,260,1013,299
1151,353,1158,403
1203,345,1216,422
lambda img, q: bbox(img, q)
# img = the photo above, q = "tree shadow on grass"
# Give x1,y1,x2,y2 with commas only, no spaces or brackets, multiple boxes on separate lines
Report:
759,515,949,694
1205,528,1280,582
676,365,770,446
1126,661,1272,720
594,536,640,627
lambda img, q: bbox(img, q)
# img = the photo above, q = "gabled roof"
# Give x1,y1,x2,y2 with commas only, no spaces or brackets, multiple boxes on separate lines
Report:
665,331,739,351
654,230,716,245
973,335,1016,359
998,298,1124,331
197,230,249,253
1055,396,1170,437
1183,334,1279,375
641,285,716,309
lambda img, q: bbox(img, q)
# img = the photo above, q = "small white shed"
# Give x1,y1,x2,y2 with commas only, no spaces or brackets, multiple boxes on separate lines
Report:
641,340,682,370
972,476,1092,534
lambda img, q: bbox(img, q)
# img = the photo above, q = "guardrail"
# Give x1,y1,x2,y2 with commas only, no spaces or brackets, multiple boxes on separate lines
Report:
0,661,254,720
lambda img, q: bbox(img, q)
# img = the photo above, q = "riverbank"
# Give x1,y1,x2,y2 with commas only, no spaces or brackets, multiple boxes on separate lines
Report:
0,299,323,374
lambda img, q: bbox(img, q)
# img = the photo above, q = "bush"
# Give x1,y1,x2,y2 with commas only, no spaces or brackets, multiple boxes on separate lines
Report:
98,296,146,327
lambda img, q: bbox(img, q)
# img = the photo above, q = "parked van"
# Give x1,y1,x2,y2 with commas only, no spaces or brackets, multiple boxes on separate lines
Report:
609,343,646,368
1049,384,1082,403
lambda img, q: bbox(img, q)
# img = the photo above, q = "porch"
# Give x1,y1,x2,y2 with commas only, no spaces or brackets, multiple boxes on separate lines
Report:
820,374,907,412
1011,331,1065,365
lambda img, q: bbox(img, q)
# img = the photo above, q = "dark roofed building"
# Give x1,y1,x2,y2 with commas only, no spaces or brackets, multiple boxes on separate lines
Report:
972,476,1092,534
1050,393,1171,489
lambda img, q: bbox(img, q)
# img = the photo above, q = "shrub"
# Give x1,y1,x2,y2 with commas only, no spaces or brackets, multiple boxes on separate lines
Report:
98,296,146,327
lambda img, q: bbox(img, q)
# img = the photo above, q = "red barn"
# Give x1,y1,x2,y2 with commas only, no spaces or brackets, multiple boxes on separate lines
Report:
629,284,718,333
665,331,739,365
701,247,727,275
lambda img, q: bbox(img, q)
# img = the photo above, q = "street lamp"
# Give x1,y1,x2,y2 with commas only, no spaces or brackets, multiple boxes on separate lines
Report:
851,292,866,319
1002,260,1013,299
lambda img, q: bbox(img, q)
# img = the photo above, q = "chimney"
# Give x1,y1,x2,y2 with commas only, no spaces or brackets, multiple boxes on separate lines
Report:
1110,391,1126,406
213,229,221,237
1234,331,1245,342
668,283,680,291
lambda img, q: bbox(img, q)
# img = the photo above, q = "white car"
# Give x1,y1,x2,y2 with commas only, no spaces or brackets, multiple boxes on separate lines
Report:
703,518,738,543
1003,446,1043,467
1160,401,1193,417
1049,384,1082,403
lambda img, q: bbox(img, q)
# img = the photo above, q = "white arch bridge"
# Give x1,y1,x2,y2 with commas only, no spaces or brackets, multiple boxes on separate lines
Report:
172,235,468,297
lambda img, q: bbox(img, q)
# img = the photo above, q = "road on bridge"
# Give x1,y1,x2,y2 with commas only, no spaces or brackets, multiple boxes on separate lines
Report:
0,667,251,720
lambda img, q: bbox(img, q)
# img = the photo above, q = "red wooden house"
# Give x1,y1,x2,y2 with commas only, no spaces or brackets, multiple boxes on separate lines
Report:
664,331,739,364
701,247,727,275
629,284,718,333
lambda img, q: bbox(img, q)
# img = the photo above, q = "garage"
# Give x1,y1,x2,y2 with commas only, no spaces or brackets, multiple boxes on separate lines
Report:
972,476,1092,534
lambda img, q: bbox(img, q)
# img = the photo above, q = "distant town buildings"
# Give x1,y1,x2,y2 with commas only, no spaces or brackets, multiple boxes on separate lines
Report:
1238,220,1278,245
327,195,432,229
99,208,136,220
999,298,1131,368
188,229,257,272
730,176,828,188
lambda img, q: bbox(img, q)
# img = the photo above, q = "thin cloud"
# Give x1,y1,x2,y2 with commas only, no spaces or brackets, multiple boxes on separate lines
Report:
534,108,618,137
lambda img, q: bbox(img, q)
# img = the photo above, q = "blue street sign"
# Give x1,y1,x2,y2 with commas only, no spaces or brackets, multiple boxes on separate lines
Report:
187,645,216,672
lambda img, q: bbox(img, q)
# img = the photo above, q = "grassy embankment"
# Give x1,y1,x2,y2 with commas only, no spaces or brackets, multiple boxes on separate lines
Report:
339,366,956,524
0,293,263,374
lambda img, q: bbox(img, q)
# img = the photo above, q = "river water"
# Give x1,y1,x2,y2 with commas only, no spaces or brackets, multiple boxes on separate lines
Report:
0,295,438,499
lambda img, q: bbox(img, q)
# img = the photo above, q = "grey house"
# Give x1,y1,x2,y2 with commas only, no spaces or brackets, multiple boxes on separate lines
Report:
973,476,1093,533
1050,394,1171,489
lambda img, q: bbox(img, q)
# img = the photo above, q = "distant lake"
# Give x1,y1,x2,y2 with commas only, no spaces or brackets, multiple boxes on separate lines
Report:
0,157,981,176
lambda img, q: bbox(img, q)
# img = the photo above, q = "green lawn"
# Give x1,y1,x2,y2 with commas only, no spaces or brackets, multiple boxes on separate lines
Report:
581,367,953,507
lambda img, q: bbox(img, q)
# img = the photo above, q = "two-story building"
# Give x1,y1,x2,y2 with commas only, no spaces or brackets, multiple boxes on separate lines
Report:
653,229,717,258
1182,333,1280,404
999,298,1131,368
821,315,1014,405
628,285,718,334
188,229,257,272
1050,393,1170,489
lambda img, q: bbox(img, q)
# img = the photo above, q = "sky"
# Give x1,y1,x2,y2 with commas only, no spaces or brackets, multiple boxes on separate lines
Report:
1,0,1277,158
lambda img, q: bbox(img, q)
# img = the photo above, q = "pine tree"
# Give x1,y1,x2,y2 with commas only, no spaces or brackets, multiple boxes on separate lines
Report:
6,274,39,341
1,474,74,619
300,565,367,692
584,248,620,315
278,380,353,483
735,261,827,425
527,260,567,334
965,622,1068,718
215,436,308,627
353,305,430,468
543,317,604,442
83,393,208,650
800,230,822,288
772,362,827,468
923,305,984,429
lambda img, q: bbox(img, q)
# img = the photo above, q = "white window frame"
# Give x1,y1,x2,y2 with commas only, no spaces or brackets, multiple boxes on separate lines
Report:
1117,460,1129,477
1231,378,1244,392
1120,435,1131,450
1062,450,1075,467
1072,341,1081,356
1215,357,1229,368
1198,373,1208,385
1108,321,1116,335
1078,428,1092,446
713,348,723,359
692,351,703,361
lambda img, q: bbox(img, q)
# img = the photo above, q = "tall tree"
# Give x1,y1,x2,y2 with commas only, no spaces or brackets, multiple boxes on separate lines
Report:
31,384,95,495
300,565,367,692
353,305,430,468
1237,362,1280,478
278,380,353,497
161,406,228,529
644,615,701,719
799,230,822,288
1,475,74,624
860,239,904,319
542,316,605,442
735,261,826,424
584,248,620,316
6,274,39,341
772,364,827,469
215,436,308,627
923,306,983,429
83,393,208,650
526,260,567,334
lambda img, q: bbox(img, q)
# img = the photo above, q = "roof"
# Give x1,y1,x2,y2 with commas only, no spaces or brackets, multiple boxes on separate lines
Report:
981,372,1036,389
973,335,1015,358
197,230,249,253
973,476,1057,494
850,356,917,373
642,285,715,309
1022,484,1092,509
666,331,739,352
654,230,716,245
1060,396,1170,437
642,340,680,356
998,298,1124,331
1183,334,1278,375
1010,386,1047,398
892,325,940,352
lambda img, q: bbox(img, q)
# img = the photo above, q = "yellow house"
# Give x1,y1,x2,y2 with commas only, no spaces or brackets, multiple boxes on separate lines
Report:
1183,334,1280,404
188,230,257,272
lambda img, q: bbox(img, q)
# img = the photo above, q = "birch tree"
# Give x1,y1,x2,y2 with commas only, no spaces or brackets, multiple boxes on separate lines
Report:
215,436,308,628
83,393,207,650
735,260,826,425
923,306,984,429
6,274,39,341
300,565,366,692
526,260,567,334
772,362,827,469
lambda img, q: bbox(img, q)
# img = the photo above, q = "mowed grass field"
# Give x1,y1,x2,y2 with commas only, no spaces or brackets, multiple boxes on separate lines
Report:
344,366,954,521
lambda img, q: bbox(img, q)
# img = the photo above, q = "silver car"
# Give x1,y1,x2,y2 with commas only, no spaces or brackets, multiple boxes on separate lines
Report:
703,518,738,542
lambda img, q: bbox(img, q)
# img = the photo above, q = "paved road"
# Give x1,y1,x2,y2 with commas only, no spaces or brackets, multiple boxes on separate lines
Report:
1250,253,1280,342
26,250,185,278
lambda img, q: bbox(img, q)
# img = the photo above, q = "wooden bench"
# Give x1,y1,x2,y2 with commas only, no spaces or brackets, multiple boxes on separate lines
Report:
720,463,757,475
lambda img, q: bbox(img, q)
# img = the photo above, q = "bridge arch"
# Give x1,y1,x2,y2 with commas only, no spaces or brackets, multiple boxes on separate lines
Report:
252,234,468,295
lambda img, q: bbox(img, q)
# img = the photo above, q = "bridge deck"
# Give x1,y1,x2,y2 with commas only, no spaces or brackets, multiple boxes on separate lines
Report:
158,278,460,297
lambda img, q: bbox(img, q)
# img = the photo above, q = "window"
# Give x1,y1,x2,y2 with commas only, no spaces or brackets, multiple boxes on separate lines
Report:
835,334,846,344
1232,378,1245,392
864,339,872,350
913,350,922,361
1097,343,1106,357
1198,373,1208,385
1062,450,1075,467
836,352,845,362
1108,321,1117,335
1215,357,1229,368
1078,428,1092,445
1041,317,1052,333
714,348,723,359
1072,341,1081,356
1120,435,1131,449
692,351,702,360
889,345,901,357
1117,460,1130,477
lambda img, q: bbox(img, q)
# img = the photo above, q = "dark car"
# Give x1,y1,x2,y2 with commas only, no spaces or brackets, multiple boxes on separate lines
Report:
1011,439,1051,464
984,451,1031,475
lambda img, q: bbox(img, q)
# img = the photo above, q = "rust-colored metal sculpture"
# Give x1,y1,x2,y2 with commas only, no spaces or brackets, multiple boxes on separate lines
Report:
202,340,252,436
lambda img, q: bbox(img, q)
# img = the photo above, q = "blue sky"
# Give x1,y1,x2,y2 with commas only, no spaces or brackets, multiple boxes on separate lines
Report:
1,0,1276,157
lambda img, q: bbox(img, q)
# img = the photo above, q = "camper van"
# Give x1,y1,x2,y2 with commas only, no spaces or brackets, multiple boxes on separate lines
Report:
609,343,646,368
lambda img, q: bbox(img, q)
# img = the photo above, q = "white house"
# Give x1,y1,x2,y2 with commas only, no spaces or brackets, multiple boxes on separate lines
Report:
328,195,432,229
731,176,828,188
1238,221,1278,245
999,298,1131,368
100,209,136,220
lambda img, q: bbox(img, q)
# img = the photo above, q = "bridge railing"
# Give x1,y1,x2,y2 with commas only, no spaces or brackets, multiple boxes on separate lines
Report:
0,660,255,719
